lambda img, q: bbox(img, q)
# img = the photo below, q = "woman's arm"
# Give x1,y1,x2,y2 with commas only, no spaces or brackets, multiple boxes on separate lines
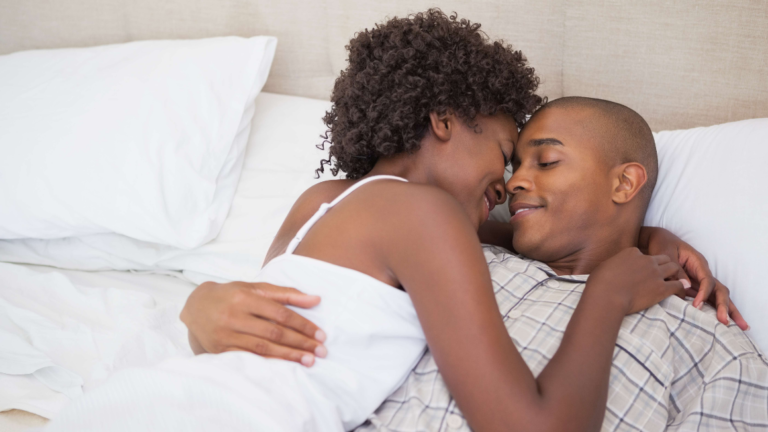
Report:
477,220,515,251
385,188,684,432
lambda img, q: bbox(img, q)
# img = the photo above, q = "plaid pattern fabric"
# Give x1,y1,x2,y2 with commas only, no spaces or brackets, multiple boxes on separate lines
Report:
356,246,768,431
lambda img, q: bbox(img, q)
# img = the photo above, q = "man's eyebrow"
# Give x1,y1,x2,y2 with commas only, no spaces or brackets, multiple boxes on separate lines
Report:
529,138,564,147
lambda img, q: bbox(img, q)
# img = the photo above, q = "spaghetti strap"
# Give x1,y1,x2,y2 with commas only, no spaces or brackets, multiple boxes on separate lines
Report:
285,175,408,254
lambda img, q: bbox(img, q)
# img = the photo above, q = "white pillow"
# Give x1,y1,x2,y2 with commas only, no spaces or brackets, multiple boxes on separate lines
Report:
0,36,277,249
0,93,335,283
645,118,768,353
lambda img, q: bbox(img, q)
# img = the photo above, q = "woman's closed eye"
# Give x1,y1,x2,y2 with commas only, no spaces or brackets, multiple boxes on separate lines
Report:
502,150,514,173
501,150,512,167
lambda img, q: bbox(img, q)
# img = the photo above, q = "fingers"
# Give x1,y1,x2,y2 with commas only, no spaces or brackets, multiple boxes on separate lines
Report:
232,314,327,358
692,276,716,309
657,258,690,300
222,334,319,367
664,279,687,300
675,266,690,289
651,254,672,266
727,300,750,331
713,284,731,326
248,283,322,309
678,246,712,290
657,260,682,279
244,294,327,342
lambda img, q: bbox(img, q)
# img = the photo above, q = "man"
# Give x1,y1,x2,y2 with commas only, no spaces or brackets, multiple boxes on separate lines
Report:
355,97,767,431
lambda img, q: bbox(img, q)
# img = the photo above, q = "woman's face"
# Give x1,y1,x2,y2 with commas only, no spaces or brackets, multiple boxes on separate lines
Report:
432,114,518,229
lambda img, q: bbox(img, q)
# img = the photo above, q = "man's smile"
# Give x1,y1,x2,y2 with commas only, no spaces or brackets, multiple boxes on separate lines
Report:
509,201,544,222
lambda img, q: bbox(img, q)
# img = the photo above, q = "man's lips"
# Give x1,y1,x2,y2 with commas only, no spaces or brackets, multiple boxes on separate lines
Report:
509,201,544,222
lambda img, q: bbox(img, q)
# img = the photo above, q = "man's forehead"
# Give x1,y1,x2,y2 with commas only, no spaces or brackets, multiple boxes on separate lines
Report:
518,108,597,150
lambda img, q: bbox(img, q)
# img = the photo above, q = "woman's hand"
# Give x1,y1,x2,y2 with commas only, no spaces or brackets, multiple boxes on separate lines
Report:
588,247,688,315
639,227,749,330
180,281,327,366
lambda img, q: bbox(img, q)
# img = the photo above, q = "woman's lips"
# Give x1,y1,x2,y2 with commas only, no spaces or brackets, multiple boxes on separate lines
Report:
483,190,497,222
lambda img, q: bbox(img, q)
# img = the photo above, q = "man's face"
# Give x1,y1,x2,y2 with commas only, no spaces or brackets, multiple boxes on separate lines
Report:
506,108,615,262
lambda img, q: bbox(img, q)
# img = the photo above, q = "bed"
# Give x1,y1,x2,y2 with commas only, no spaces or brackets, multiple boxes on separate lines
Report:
1,0,767,430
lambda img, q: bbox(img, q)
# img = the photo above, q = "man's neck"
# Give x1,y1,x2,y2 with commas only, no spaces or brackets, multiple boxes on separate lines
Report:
543,228,639,276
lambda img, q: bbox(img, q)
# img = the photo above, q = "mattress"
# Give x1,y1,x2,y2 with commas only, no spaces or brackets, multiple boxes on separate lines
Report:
0,263,198,431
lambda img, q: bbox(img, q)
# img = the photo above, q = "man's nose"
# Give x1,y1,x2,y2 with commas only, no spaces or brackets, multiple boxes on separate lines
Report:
506,169,533,194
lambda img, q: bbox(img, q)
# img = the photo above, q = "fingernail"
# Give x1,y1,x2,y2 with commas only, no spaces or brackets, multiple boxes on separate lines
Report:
315,345,328,358
315,330,327,343
301,354,314,367
696,303,703,310
681,279,691,289
746,325,751,331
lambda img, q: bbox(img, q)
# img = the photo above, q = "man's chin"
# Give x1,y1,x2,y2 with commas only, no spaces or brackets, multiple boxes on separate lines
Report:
512,235,538,258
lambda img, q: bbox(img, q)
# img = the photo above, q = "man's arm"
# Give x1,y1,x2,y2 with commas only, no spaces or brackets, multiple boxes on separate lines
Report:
638,227,748,329
180,227,747,365
180,281,327,365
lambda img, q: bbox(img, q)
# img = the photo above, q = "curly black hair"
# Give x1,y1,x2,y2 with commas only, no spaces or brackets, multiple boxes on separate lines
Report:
317,8,544,179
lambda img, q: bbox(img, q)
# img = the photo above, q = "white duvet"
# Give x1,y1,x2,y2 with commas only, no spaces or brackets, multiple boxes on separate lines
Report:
36,252,426,432
0,263,193,419
0,254,427,432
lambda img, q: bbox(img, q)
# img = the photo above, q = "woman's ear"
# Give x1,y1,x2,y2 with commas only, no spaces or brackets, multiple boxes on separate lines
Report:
611,162,648,204
429,111,453,142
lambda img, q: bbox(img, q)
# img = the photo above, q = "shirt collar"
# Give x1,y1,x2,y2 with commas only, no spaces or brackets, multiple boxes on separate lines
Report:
534,263,590,283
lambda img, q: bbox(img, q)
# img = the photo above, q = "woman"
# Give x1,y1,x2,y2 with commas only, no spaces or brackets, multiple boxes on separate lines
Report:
48,9,741,432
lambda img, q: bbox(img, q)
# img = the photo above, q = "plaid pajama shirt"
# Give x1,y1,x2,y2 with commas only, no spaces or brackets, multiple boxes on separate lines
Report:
356,246,768,431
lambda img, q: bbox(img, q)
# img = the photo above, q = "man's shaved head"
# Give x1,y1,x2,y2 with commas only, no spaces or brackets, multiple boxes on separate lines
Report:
532,97,657,207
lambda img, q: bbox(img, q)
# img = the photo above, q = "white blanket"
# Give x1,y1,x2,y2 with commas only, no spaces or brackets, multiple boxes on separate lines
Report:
38,253,427,432
0,263,193,419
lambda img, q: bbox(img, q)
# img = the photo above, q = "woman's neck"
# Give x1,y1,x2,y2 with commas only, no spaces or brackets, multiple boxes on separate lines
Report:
364,155,430,184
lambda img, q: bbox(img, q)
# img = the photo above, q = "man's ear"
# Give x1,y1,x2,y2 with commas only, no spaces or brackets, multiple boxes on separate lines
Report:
611,162,648,204
428,111,453,142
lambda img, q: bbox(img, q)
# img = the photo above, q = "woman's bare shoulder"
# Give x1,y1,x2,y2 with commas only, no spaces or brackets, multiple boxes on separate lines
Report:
354,180,465,220
298,179,355,207
264,179,353,263
301,178,460,220
338,180,474,246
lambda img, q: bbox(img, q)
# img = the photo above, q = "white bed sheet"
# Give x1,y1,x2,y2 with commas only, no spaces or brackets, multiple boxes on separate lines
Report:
0,263,196,431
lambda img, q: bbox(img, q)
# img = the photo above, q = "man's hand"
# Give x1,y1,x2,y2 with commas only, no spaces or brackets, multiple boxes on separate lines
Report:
180,281,327,366
639,227,749,330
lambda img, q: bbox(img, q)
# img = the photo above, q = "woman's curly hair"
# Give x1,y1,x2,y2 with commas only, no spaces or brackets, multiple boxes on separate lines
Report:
317,8,544,179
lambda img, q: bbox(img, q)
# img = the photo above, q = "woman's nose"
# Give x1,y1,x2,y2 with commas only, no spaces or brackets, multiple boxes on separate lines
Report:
491,179,507,204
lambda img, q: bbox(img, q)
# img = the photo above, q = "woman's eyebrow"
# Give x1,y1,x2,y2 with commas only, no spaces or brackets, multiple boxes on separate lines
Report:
529,138,564,147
